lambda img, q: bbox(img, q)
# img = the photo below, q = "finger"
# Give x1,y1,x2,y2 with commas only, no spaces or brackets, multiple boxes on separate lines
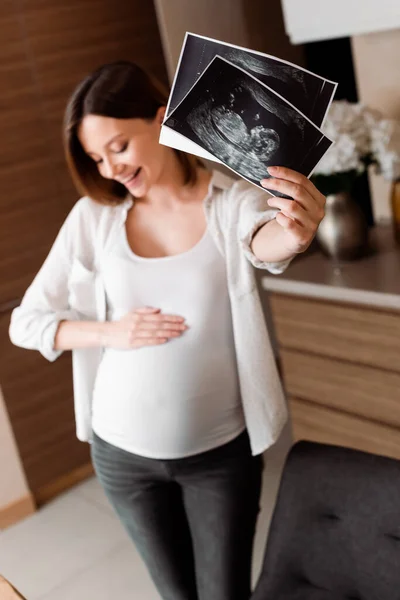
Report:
132,338,168,348
138,320,188,332
135,329,184,339
266,182,325,223
140,314,187,324
267,197,317,228
134,307,161,314
276,211,308,234
263,166,325,206
262,179,316,211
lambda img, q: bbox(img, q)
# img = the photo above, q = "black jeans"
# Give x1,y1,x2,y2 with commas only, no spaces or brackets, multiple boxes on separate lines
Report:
91,430,263,600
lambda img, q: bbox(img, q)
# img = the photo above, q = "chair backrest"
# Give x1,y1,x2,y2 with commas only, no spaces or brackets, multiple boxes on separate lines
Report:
251,441,400,600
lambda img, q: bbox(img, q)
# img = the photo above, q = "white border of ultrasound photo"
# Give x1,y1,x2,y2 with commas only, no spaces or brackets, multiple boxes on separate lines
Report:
163,55,334,196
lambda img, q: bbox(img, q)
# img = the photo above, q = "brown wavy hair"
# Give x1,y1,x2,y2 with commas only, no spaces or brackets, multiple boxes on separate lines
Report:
63,61,200,204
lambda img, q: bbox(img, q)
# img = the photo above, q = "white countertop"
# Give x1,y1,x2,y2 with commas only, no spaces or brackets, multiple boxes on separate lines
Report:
261,226,400,310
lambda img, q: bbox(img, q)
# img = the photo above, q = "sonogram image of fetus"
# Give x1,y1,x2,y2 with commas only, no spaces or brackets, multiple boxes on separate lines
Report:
186,88,281,182
211,105,280,161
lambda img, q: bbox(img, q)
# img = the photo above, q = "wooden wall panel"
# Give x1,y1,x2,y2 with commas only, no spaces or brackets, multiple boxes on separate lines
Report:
1,0,168,304
22,0,168,202
1,0,167,502
0,0,70,304
0,311,90,497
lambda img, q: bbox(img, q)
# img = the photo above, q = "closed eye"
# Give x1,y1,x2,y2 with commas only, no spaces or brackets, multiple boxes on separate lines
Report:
91,142,128,166
114,142,129,154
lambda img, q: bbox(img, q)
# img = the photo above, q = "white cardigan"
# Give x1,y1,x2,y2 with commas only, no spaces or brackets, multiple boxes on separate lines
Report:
9,170,290,455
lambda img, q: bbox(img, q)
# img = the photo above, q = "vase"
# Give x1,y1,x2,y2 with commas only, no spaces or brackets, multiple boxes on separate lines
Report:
316,191,369,261
391,179,400,244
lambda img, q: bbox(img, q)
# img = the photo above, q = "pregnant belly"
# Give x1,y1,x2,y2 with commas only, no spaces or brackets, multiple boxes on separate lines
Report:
91,343,244,458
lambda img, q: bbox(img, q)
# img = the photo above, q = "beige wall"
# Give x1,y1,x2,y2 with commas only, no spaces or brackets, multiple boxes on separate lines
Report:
0,386,30,509
154,0,249,81
352,29,400,222
154,0,304,83
241,0,304,66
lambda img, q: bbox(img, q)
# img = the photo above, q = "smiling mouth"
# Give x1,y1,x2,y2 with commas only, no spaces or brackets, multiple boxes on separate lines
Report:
123,167,141,186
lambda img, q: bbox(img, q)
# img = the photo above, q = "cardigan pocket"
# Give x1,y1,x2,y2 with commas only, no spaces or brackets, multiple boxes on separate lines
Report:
68,259,98,320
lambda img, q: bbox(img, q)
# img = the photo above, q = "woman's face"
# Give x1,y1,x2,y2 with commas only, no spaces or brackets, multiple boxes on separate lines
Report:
78,107,167,197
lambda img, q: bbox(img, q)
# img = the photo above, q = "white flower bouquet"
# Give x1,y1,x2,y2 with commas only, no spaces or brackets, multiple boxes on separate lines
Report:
312,101,400,196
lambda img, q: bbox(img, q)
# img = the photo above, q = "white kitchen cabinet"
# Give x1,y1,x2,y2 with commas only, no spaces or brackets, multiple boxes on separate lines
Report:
281,0,400,44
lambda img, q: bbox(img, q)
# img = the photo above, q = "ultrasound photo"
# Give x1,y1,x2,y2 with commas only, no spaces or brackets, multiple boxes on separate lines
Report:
166,33,337,127
164,56,333,196
160,32,337,165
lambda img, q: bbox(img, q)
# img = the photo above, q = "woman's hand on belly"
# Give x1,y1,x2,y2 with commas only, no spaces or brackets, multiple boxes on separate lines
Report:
101,307,188,350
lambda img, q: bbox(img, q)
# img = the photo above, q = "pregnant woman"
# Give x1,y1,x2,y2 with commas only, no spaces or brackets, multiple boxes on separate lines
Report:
9,61,325,600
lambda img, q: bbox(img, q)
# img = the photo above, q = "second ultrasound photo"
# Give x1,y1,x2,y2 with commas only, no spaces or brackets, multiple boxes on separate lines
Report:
164,56,333,195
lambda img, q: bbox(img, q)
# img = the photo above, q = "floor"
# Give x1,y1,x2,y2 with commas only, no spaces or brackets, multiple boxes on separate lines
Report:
0,428,291,600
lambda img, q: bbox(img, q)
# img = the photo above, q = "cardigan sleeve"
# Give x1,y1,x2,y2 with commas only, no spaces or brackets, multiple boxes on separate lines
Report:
9,200,89,361
233,180,292,274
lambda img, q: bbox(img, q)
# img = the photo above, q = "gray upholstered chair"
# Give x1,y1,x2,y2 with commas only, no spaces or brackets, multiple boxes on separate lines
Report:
251,441,400,600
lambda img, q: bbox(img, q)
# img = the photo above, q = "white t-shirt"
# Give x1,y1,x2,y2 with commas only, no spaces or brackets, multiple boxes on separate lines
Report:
91,224,245,459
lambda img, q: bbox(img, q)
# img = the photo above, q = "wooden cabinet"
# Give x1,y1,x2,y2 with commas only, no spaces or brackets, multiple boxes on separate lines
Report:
289,397,400,460
270,293,400,460
280,349,400,428
270,294,400,371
